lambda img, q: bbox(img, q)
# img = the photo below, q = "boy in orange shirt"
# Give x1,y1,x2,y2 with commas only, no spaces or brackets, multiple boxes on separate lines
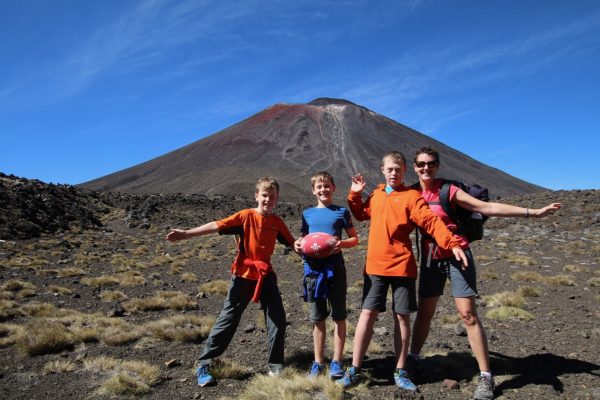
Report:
166,177,296,386
337,151,468,393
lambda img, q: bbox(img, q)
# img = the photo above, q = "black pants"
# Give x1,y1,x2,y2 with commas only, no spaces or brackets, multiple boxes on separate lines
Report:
197,273,286,367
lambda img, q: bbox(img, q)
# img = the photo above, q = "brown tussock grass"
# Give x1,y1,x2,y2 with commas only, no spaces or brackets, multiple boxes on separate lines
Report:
208,357,253,379
199,280,230,296
181,272,198,282
131,245,150,256
123,291,196,313
84,356,160,395
517,286,540,297
48,285,73,295
43,359,77,374
480,270,499,280
511,271,545,282
1,279,36,292
82,271,146,287
145,314,215,343
545,275,575,286
99,290,128,302
99,326,143,346
486,306,534,321
502,253,537,266
169,263,183,274
483,291,526,308
15,319,76,355
149,254,173,267
0,323,25,347
0,300,24,320
586,277,600,287
56,267,87,277
563,264,590,273
237,368,344,400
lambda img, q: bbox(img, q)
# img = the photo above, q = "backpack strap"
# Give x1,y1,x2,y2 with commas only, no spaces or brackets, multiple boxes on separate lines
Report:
439,180,459,225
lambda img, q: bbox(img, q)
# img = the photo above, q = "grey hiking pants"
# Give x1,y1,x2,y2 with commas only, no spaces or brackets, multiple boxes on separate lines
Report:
196,273,286,367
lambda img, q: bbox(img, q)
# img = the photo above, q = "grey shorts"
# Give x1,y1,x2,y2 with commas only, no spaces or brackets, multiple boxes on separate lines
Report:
418,248,478,298
310,264,347,322
361,275,417,314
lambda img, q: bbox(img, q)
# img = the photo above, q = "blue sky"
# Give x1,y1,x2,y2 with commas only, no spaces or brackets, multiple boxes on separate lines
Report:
1,0,599,190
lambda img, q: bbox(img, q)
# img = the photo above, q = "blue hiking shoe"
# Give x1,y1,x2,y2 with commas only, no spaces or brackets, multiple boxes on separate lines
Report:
335,366,361,388
309,361,325,377
329,360,344,379
394,369,417,391
195,364,216,387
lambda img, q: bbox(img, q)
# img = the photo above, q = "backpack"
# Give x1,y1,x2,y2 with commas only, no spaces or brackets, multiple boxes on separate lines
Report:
436,180,489,242
412,179,489,242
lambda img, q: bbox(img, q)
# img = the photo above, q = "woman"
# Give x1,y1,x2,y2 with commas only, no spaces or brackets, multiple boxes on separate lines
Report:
408,146,561,400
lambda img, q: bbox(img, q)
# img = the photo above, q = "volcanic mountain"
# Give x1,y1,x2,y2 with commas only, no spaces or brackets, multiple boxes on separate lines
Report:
82,98,544,202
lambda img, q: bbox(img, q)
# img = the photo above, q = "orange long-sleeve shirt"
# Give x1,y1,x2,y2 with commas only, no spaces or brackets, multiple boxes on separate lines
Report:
216,209,295,280
347,184,462,278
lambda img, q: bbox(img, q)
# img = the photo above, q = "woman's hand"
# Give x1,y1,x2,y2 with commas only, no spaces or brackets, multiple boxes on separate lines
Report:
533,203,562,217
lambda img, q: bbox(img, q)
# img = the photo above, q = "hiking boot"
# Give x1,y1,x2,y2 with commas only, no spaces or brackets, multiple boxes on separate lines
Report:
473,374,495,400
268,363,283,377
195,364,216,387
394,369,418,391
309,361,324,377
335,366,361,388
329,360,344,379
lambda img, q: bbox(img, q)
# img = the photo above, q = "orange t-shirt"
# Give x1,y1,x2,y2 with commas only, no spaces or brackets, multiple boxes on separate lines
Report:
216,209,295,280
347,184,462,278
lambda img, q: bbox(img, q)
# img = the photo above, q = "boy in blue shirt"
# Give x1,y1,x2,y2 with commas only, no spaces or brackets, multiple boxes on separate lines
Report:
294,171,359,379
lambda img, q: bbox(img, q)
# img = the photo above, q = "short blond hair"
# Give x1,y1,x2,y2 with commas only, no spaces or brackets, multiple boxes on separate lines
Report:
381,151,406,166
255,177,280,194
310,171,335,188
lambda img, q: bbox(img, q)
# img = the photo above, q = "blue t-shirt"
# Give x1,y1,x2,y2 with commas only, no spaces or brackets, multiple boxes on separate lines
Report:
301,205,354,238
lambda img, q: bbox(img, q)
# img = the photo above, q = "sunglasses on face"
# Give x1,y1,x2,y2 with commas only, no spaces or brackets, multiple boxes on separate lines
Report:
415,161,438,168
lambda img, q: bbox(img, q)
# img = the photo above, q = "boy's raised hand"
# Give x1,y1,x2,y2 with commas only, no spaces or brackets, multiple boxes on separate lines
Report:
351,174,366,193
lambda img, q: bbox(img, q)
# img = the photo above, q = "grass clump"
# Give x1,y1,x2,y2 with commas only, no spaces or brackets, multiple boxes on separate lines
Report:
517,286,540,297
0,300,24,320
199,280,230,296
82,271,146,287
586,277,600,287
48,285,73,295
43,359,77,374
145,314,215,343
545,275,575,286
181,272,199,282
123,291,196,313
511,271,545,282
486,306,534,321
15,319,75,355
56,267,87,277
483,291,525,308
502,253,537,266
84,356,161,395
563,264,590,273
99,290,128,302
209,358,253,380
480,270,499,280
238,368,344,400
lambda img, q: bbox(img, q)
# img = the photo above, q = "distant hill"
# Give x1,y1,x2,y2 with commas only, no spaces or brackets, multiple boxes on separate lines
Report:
81,98,545,202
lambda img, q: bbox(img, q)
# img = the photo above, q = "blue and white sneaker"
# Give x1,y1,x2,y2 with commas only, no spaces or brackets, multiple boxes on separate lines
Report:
335,366,361,388
394,369,417,391
309,361,324,377
329,360,344,379
195,364,216,387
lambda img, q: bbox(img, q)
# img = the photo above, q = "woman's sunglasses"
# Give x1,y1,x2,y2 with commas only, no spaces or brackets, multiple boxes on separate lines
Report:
415,161,438,168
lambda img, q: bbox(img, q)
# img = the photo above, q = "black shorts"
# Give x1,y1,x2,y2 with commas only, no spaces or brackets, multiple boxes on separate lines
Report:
361,274,417,314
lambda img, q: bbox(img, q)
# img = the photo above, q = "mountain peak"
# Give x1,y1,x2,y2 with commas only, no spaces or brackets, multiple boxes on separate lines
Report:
308,98,361,107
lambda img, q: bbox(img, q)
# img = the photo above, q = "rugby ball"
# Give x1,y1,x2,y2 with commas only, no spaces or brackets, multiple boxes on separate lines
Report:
300,232,338,258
